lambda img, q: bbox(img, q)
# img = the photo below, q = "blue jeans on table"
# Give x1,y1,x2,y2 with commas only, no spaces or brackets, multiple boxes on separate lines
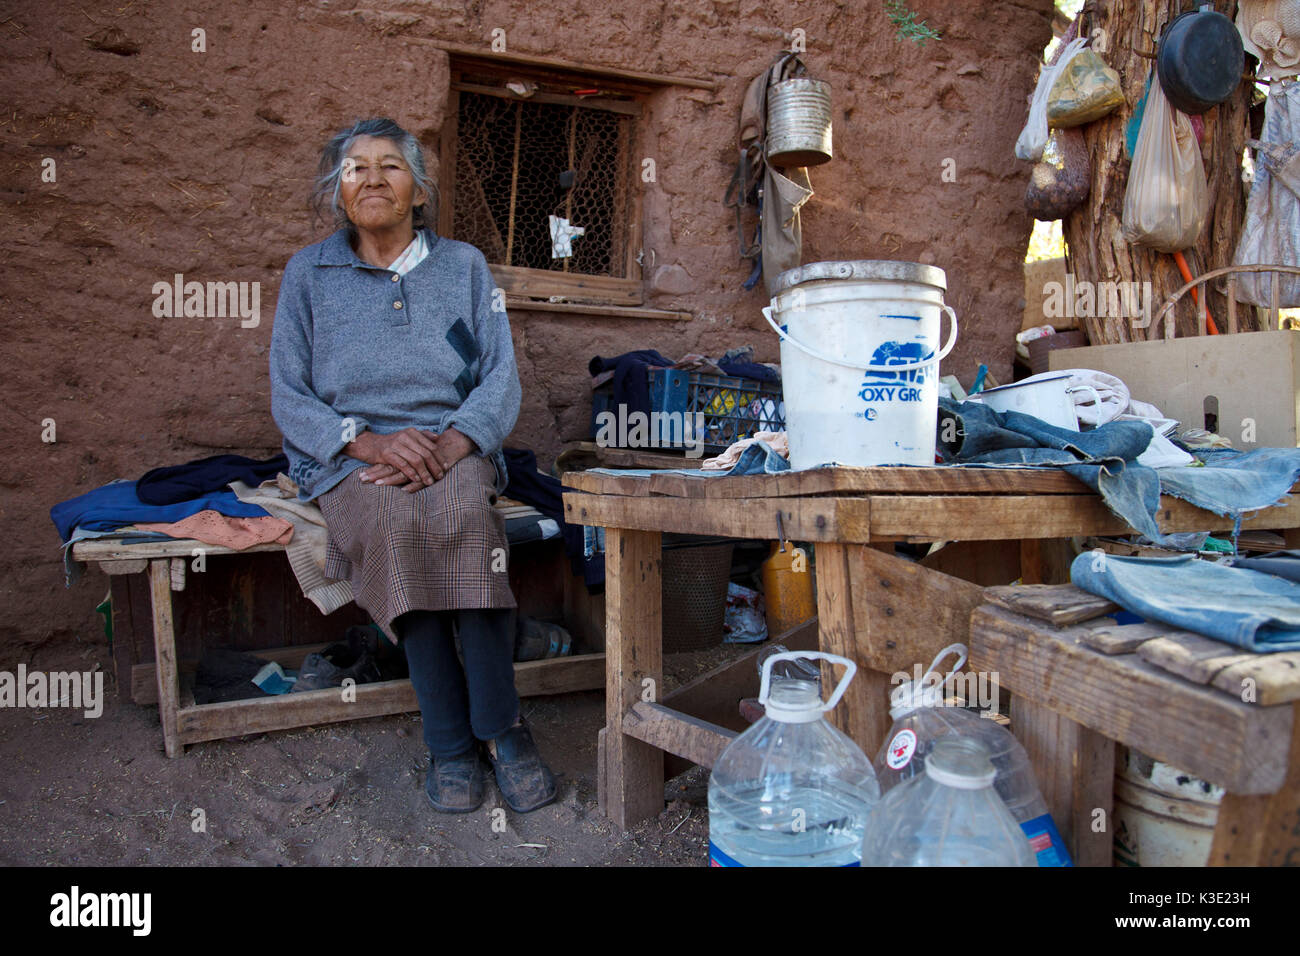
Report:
397,609,520,758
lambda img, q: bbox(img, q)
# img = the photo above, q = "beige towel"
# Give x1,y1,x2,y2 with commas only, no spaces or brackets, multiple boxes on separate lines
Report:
229,475,354,615
701,431,790,471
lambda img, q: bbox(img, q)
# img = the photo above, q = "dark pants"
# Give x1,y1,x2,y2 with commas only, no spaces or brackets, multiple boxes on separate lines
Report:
398,608,520,758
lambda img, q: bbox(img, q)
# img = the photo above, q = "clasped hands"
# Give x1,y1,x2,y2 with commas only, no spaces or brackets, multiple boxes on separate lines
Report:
346,427,477,493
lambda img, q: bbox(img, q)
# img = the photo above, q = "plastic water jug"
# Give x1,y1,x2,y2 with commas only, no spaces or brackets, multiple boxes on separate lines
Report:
708,652,880,866
875,644,1073,867
861,737,1038,866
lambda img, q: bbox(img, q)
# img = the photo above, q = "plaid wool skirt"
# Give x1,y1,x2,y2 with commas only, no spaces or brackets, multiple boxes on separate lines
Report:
318,454,516,644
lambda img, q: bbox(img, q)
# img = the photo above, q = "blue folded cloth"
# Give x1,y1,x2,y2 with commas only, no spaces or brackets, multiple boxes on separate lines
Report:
1070,551,1300,652
50,479,269,543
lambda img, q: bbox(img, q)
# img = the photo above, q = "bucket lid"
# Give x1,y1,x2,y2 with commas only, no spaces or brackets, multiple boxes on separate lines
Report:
772,259,948,296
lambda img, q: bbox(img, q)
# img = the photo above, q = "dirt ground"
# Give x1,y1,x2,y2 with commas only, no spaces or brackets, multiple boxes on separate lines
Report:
0,637,755,867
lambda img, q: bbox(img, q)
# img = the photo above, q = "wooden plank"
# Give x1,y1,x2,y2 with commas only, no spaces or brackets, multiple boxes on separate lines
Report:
816,543,892,752
1011,697,1114,867
432,41,719,90
595,447,703,470
1137,633,1259,686
869,492,1300,541
601,528,665,828
563,492,870,543
1209,701,1300,866
563,469,651,495
643,466,1089,500
984,584,1119,627
970,605,1293,793
452,80,643,114
849,545,986,677
506,299,689,322
136,650,604,707
623,702,736,770
148,559,182,758
490,264,641,306
169,557,186,592
73,538,286,561
97,558,148,575
1078,620,1174,655
1212,654,1300,707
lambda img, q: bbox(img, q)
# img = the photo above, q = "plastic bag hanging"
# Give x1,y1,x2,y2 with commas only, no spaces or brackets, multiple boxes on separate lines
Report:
1048,47,1125,127
1120,73,1208,252
1016,36,1089,161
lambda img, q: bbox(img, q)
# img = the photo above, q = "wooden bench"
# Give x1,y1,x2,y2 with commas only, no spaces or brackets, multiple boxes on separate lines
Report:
73,532,606,757
970,583,1300,867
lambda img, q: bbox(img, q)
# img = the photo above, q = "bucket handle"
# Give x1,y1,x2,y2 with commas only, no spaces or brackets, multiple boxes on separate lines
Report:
762,301,958,374
759,651,856,714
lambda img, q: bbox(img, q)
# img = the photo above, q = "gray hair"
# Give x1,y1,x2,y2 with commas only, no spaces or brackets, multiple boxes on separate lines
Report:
311,117,438,230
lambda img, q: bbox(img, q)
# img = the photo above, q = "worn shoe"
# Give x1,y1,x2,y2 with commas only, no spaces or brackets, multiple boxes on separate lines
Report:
425,749,486,813
291,632,384,693
485,718,557,812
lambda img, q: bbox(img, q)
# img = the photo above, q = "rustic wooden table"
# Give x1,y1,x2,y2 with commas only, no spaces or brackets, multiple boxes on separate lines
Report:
972,583,1300,867
562,465,1300,830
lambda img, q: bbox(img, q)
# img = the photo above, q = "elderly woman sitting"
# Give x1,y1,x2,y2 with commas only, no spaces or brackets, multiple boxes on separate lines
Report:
269,117,556,814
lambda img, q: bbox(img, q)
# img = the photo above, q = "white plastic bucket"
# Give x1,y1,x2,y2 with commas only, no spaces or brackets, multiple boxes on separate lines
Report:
763,260,958,469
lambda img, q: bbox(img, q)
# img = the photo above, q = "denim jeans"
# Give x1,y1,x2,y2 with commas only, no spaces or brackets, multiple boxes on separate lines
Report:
398,608,520,758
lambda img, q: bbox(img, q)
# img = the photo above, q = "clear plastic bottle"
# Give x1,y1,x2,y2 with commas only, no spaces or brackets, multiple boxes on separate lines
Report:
709,652,880,867
875,644,1073,867
862,737,1038,866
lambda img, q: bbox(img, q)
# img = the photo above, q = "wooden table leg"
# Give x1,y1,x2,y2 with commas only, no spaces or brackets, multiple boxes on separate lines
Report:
600,528,664,828
1012,695,1115,866
817,542,892,752
1209,701,1300,866
148,558,183,758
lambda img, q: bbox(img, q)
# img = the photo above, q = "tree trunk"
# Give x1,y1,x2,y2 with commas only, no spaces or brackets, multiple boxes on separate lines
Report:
1062,0,1258,343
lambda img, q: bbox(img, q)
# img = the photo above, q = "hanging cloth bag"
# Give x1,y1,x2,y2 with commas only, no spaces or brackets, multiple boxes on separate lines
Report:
1233,79,1300,307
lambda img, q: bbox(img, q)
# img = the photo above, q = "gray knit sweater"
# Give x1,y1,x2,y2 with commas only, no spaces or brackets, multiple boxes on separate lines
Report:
269,227,520,501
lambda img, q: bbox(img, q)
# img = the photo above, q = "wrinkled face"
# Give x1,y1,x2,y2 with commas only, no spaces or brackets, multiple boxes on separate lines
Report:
339,135,428,233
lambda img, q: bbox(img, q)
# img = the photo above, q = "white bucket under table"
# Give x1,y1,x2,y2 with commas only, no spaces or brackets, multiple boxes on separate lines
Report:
764,260,958,469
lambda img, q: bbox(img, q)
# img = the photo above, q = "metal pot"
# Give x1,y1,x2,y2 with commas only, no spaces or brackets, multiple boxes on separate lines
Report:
1156,4,1245,114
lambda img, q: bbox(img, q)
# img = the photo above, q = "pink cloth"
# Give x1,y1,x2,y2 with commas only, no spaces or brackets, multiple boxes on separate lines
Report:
135,510,293,550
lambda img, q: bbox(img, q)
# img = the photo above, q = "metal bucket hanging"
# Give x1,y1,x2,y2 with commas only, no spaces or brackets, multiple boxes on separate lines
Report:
766,76,833,167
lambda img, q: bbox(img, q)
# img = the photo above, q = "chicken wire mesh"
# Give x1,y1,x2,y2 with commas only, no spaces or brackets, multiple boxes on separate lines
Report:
453,90,632,277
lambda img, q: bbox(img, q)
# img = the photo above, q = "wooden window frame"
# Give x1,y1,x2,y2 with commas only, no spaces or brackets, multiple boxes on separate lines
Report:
440,60,646,307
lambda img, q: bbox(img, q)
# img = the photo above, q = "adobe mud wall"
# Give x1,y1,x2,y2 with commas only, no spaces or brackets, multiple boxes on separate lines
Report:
0,0,1053,651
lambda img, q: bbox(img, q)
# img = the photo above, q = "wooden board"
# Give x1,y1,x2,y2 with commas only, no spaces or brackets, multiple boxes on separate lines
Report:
984,584,1119,627
601,528,665,828
1011,697,1115,867
1137,632,1260,688
172,655,605,746
1077,620,1175,655
563,492,870,544
1209,701,1300,866
868,493,1300,541
970,604,1293,794
816,543,892,752
849,544,986,677
622,702,736,770
563,466,1089,499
